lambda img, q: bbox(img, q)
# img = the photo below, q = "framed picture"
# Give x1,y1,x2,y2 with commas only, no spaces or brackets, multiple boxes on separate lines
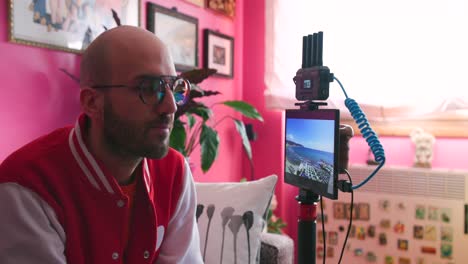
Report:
357,203,370,220
8,0,139,53
203,29,234,78
206,0,235,17
184,0,205,7
146,3,198,72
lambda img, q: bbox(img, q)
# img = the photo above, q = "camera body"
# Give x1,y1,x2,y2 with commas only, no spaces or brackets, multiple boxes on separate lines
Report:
293,66,334,101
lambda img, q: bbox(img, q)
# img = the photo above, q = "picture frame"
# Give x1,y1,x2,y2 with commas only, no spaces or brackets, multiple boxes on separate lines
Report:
357,203,370,220
146,3,199,72
203,29,234,78
8,0,139,53
184,0,205,7
206,0,235,18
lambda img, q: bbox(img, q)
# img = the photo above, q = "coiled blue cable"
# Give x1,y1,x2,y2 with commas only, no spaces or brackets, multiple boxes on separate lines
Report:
334,77,386,190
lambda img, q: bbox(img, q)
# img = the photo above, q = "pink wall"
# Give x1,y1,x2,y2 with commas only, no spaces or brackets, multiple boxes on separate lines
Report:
242,0,468,259
0,0,245,183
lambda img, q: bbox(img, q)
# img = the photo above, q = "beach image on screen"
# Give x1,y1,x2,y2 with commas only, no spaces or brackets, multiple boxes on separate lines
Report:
285,118,335,194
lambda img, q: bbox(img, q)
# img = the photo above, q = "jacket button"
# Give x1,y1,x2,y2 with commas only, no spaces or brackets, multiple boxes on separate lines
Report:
112,252,119,260
117,200,125,207
143,250,150,259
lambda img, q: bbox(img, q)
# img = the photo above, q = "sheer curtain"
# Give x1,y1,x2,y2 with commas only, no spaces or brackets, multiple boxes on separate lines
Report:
265,0,468,120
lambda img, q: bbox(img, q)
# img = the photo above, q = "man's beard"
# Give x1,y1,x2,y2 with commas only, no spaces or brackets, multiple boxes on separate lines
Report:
102,100,171,159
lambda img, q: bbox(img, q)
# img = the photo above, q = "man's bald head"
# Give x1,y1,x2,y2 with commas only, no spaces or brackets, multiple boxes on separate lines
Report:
80,26,175,88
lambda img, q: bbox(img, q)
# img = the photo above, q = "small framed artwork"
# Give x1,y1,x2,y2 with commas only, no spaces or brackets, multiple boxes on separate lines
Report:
357,203,370,220
203,29,234,78
333,202,345,219
184,0,205,7
146,3,199,72
8,0,138,53
206,0,235,17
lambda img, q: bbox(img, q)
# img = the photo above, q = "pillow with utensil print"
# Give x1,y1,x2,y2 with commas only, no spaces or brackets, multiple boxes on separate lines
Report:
195,175,277,264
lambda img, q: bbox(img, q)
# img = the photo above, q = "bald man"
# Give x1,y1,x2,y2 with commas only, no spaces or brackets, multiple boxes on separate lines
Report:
0,26,203,263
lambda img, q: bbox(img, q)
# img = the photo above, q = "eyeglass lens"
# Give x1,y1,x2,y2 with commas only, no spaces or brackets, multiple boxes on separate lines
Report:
138,77,189,106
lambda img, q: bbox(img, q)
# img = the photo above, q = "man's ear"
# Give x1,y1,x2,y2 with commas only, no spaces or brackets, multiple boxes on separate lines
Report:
80,88,104,118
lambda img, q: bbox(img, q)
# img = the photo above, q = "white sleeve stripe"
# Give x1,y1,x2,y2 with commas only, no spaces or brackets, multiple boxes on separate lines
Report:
168,160,192,225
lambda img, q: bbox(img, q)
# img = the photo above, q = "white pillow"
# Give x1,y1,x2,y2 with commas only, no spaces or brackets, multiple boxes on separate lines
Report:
195,175,278,264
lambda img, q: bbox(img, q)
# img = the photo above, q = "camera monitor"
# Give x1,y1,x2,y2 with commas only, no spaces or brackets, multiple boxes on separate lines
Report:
284,109,339,199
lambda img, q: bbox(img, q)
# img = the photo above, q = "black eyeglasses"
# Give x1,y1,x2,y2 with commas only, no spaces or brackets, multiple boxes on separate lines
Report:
91,75,190,106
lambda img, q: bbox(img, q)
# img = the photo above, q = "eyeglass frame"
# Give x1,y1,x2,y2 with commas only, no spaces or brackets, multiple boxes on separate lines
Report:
90,75,191,106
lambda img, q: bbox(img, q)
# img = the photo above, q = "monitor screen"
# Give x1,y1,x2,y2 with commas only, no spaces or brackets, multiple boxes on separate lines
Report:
284,109,339,199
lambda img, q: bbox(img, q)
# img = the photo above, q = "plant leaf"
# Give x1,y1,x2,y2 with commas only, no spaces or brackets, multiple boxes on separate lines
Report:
186,113,196,129
200,124,219,172
222,101,263,121
169,119,187,156
188,106,212,121
180,68,217,84
111,9,121,26
233,119,252,160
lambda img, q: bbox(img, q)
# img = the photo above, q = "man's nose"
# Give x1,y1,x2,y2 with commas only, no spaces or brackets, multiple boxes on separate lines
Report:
156,86,177,114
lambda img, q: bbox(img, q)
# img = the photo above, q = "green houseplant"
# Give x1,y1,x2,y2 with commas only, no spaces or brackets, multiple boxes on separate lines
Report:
172,69,264,173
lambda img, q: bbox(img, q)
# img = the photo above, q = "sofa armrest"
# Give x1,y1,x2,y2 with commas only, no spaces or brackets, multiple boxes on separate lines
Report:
259,232,294,264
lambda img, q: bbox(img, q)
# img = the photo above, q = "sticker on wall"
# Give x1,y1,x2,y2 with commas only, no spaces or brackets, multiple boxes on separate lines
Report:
317,213,328,223
397,239,409,251
317,229,324,244
379,199,391,212
415,205,426,220
393,221,405,234
398,257,411,264
428,206,439,221
367,225,376,238
397,202,406,210
384,255,394,264
357,203,370,220
440,208,452,223
345,203,358,220
413,225,424,239
441,226,453,242
339,225,345,232
379,233,387,245
424,225,437,241
366,251,377,262
415,257,426,264
441,243,453,259
326,246,334,258
357,226,366,240
349,225,356,238
354,248,363,256
421,246,437,254
333,202,345,219
380,219,391,229
317,246,324,258
328,231,338,245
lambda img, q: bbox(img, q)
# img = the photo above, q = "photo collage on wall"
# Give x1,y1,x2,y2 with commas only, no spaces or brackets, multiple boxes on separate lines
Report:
317,196,457,264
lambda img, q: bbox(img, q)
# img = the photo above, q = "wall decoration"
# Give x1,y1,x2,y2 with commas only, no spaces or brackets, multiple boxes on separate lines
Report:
317,229,324,244
184,0,204,7
379,199,391,211
416,257,426,264
440,243,453,259
414,225,424,239
203,29,234,78
146,2,198,72
367,225,376,238
333,202,345,219
317,246,324,258
421,246,436,254
384,255,394,264
8,0,138,53
328,231,338,245
424,225,437,241
393,221,405,234
354,248,363,256
356,227,366,240
440,208,451,223
317,213,328,223
206,0,235,17
366,252,377,262
398,257,411,264
326,247,334,258
378,233,387,245
357,203,370,220
397,239,409,251
344,203,358,220
380,219,391,229
428,206,439,221
440,226,453,242
349,225,356,238
415,205,426,220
